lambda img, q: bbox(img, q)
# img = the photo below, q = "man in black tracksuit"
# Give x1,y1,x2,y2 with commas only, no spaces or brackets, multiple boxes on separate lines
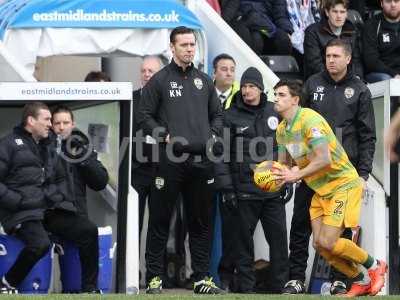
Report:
363,0,400,83
304,0,363,80
0,102,105,294
216,67,290,293
282,39,376,295
139,26,223,294
131,56,162,238
51,106,109,293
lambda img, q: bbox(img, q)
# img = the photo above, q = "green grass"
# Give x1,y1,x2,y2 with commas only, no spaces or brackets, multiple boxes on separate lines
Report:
4,295,400,300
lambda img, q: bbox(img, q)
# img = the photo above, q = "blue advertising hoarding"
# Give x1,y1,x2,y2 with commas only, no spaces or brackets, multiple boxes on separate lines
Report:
0,0,202,39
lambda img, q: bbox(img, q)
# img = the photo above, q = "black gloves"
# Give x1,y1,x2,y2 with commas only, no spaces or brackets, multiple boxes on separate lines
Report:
62,131,91,161
221,191,238,211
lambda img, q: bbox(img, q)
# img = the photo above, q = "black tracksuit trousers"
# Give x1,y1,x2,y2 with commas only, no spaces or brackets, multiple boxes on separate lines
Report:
235,197,289,293
145,154,214,283
6,209,99,291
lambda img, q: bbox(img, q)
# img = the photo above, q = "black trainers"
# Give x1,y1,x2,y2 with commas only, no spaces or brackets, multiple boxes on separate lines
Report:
0,277,18,294
282,280,305,294
146,276,162,294
193,277,226,294
330,280,347,295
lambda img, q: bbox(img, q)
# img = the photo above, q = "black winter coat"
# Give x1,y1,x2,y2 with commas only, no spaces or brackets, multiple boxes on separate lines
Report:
238,0,293,36
363,13,400,76
304,19,363,79
57,129,109,217
219,0,240,24
215,92,282,200
0,126,65,233
304,70,376,180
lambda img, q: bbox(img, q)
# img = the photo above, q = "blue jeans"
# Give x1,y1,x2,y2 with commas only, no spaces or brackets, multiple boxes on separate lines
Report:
365,72,392,83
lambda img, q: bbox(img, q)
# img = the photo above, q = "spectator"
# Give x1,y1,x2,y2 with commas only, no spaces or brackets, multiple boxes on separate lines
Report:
287,0,320,54
0,102,100,294
84,71,111,82
349,0,366,19
363,0,400,83
139,26,224,295
213,53,240,109
220,0,293,55
304,0,363,80
287,0,321,75
215,67,290,293
131,56,162,242
283,38,376,295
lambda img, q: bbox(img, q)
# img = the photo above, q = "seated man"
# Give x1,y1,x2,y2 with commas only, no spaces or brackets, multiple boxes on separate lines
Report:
220,0,293,55
304,0,363,79
363,0,400,82
0,102,102,294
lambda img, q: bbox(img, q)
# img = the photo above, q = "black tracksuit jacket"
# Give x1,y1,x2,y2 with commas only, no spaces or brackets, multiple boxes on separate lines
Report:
363,13,400,76
304,70,376,180
138,59,223,154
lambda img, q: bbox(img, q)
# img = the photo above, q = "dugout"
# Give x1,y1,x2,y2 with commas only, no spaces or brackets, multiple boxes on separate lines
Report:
0,81,132,292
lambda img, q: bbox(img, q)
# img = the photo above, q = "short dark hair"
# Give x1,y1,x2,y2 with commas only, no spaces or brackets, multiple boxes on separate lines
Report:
324,0,349,10
170,26,196,44
52,105,74,122
326,38,352,56
84,71,111,82
274,79,304,105
212,53,236,70
22,102,50,126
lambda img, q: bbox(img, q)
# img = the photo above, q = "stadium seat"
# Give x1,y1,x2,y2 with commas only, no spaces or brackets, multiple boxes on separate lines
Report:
260,55,302,80
347,9,364,27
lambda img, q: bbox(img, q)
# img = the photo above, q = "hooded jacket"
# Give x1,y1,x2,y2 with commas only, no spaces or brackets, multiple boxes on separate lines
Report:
304,70,376,180
363,13,400,76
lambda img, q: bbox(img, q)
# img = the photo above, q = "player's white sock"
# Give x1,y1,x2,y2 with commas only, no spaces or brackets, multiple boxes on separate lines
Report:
368,259,378,270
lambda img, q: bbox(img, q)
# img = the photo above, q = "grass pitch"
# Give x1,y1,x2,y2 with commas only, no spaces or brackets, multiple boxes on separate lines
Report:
3,294,400,300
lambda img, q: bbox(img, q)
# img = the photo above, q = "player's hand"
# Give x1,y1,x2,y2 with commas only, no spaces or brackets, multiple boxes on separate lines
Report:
273,166,301,183
384,127,399,162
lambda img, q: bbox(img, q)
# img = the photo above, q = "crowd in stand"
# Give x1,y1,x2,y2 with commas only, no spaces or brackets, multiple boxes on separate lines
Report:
212,0,400,83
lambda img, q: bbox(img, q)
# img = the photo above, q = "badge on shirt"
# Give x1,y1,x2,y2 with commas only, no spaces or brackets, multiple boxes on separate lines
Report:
14,139,23,145
194,78,203,90
316,86,325,93
155,177,165,189
267,116,279,130
344,87,354,99
383,33,390,43
311,127,322,138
